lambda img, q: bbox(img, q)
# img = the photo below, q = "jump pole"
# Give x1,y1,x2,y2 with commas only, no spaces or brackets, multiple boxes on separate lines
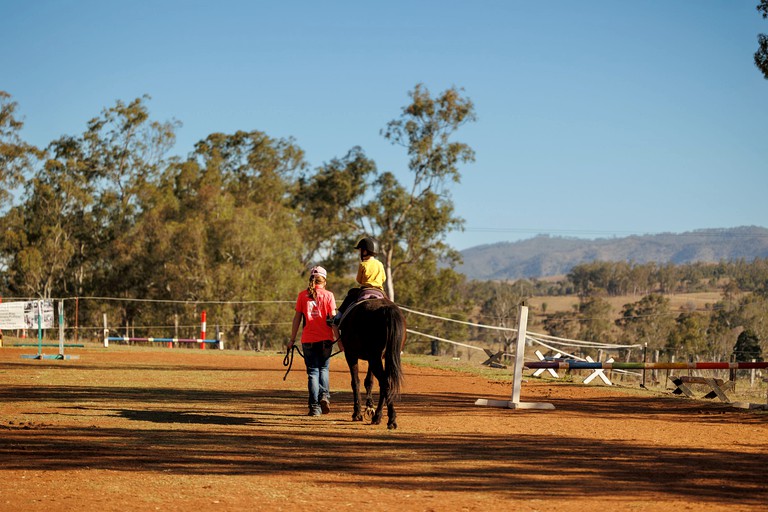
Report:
475,305,555,410
106,336,220,345
58,300,64,355
200,310,206,350
101,312,220,347
524,361,768,371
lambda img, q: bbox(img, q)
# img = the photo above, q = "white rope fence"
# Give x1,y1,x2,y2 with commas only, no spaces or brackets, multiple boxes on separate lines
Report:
399,306,517,332
400,305,641,359
406,329,487,352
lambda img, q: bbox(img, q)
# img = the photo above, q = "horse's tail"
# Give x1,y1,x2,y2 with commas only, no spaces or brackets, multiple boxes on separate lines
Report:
384,304,405,401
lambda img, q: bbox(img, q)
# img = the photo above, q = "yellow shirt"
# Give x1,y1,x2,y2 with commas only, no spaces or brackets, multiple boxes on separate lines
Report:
357,257,386,290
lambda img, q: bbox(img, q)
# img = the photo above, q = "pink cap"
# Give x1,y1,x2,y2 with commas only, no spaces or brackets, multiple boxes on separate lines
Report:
310,266,327,278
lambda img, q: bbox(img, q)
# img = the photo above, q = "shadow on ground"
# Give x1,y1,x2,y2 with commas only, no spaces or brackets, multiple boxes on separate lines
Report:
1,381,766,508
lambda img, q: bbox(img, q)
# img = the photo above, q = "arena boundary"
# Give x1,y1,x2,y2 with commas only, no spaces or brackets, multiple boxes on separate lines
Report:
399,304,768,411
102,311,223,349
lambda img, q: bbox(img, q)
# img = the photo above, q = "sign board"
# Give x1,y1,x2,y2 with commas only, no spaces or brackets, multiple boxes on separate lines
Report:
0,300,55,330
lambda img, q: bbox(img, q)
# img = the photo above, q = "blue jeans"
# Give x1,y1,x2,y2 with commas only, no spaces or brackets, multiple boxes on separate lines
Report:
303,341,332,414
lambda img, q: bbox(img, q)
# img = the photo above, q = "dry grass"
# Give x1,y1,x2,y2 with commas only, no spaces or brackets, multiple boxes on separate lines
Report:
528,291,724,316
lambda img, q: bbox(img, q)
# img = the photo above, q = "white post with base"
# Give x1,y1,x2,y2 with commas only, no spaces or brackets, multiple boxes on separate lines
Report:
474,305,555,410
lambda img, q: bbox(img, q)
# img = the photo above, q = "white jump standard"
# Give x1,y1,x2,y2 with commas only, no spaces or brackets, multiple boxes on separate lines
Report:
475,306,555,410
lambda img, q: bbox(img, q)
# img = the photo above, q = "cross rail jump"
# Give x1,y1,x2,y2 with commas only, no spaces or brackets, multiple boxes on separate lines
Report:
524,361,768,371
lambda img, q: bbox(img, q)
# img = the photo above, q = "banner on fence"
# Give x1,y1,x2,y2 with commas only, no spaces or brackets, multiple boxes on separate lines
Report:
0,300,55,330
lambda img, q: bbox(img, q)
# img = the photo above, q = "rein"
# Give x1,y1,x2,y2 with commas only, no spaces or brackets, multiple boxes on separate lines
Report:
282,342,343,381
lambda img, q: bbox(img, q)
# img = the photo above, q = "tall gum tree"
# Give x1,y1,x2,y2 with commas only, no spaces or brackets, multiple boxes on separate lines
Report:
292,146,376,273
756,1,768,79
135,130,305,346
0,91,40,209
367,84,476,302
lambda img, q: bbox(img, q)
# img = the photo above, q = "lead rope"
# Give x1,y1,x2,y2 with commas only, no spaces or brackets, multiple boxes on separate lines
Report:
282,344,304,381
283,341,344,381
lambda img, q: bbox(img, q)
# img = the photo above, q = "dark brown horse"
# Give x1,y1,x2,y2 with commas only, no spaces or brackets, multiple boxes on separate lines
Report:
338,298,406,429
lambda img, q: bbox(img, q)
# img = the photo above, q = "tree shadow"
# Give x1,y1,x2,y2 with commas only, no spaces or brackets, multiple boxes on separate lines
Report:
0,382,766,508
116,409,256,426
2,344,767,506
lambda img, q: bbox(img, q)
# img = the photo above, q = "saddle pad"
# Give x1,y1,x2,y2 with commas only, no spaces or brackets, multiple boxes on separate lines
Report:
358,289,386,301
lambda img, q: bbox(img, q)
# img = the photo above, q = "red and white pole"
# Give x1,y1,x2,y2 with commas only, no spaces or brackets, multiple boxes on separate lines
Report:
200,310,207,350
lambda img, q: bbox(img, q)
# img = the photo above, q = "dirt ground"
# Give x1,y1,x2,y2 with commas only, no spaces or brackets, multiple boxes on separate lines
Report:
0,345,766,512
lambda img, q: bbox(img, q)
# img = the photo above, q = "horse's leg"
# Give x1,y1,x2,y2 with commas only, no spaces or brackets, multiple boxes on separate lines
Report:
363,366,376,420
385,383,397,430
347,356,363,421
378,368,397,430
368,358,388,426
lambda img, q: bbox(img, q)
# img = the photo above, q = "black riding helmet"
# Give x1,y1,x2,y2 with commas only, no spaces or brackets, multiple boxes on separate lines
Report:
355,237,378,255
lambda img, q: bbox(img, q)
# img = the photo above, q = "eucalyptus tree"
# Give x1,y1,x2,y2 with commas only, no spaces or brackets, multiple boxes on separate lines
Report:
364,84,476,303
615,294,675,351
476,281,525,352
0,92,39,295
732,329,762,362
394,261,470,355
1,140,90,298
0,95,95,299
291,146,376,274
0,93,177,304
0,91,40,210
756,0,768,79
733,294,768,350
135,130,306,347
666,312,712,360
578,296,614,344
79,97,178,299
542,308,581,341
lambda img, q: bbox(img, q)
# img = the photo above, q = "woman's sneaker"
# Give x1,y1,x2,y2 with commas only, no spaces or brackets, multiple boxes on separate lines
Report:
320,396,331,414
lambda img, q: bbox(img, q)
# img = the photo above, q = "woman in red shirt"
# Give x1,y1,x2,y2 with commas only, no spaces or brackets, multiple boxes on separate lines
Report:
289,266,337,416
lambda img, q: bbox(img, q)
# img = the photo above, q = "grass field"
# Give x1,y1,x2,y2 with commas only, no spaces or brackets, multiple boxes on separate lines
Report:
527,291,724,315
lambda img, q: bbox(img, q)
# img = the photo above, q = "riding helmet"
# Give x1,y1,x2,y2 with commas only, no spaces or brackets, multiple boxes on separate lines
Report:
355,237,378,255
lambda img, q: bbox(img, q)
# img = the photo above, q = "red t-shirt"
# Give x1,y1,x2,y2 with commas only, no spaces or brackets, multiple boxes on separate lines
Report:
294,287,336,344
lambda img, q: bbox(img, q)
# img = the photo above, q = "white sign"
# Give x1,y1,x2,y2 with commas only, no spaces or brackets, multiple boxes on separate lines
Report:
0,301,55,330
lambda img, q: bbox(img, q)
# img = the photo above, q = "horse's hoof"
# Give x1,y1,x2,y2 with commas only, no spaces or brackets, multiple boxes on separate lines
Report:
370,416,381,425
363,407,375,421
387,422,397,430
352,414,363,422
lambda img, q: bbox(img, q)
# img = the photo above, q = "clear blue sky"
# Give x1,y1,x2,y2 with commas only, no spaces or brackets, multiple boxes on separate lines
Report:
2,1,766,250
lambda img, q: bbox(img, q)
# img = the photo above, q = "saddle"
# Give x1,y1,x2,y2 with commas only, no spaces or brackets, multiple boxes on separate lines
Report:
357,288,386,301
338,288,387,328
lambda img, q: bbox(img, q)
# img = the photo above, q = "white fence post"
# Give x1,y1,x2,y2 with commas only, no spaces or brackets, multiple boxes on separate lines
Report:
103,313,109,347
474,305,554,410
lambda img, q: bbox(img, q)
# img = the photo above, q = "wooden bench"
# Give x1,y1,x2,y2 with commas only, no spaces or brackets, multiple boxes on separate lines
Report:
669,376,735,403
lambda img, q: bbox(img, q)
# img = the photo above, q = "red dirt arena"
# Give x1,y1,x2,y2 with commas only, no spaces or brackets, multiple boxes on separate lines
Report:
0,346,766,512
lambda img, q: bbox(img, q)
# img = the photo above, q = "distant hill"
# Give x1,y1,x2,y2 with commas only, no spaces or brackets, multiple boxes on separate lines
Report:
456,226,768,280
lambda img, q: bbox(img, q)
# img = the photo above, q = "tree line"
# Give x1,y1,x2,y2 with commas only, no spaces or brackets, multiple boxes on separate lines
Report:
466,260,767,365
0,86,475,347
565,259,768,297
1,88,765,362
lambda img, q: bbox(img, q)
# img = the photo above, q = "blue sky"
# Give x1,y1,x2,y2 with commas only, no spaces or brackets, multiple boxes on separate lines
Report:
2,1,766,250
